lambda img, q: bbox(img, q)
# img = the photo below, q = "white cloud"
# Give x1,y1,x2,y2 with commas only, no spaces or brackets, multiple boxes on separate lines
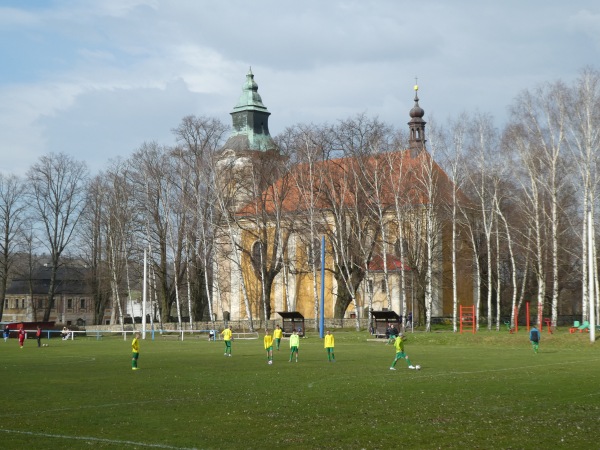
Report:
0,0,598,176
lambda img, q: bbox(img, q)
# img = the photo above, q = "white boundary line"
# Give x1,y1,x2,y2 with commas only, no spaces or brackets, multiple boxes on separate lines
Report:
0,428,198,449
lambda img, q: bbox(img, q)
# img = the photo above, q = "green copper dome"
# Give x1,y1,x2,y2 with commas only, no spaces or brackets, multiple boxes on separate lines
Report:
223,69,275,152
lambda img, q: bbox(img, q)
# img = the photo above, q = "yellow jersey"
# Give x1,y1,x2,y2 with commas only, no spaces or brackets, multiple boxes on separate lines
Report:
264,334,274,349
132,337,140,353
221,328,232,341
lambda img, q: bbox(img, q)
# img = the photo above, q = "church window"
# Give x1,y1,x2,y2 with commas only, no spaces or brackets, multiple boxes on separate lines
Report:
251,241,264,276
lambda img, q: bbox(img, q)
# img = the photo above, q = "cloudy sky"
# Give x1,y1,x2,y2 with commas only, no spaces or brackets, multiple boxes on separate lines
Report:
1,0,599,175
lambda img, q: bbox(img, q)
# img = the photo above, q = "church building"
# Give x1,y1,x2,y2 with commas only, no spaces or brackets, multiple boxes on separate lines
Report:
213,70,474,326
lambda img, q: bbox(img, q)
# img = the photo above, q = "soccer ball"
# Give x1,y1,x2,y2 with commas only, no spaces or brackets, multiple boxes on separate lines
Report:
415,365,421,370
268,360,273,365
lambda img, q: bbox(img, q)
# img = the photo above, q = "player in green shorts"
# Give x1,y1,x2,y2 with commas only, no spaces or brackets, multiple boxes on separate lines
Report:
221,326,232,356
273,325,283,350
289,329,300,362
264,329,274,364
324,330,335,362
390,333,417,370
131,332,140,370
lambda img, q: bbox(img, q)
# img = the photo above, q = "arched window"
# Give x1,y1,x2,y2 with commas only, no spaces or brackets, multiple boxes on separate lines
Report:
306,239,322,269
251,241,264,276
394,238,409,256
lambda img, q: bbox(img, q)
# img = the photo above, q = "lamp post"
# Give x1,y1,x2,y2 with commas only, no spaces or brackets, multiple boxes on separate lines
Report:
411,270,414,333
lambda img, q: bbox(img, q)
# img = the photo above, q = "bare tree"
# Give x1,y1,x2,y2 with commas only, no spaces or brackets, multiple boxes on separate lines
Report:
82,175,111,324
509,81,570,327
279,124,330,329
566,67,600,323
318,115,391,321
235,149,292,321
172,115,229,324
439,115,469,332
0,174,28,321
27,153,88,322
461,113,502,330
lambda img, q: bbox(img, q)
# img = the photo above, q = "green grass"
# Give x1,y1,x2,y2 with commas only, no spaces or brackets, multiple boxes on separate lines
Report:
1,329,599,449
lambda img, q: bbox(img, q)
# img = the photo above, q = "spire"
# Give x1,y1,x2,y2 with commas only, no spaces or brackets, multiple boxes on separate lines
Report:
222,69,275,152
233,67,268,111
408,82,426,156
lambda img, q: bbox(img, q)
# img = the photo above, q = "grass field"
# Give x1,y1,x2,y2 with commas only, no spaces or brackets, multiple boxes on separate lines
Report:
1,329,599,449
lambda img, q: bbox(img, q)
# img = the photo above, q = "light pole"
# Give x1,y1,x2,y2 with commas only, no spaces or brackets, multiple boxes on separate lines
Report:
411,270,414,333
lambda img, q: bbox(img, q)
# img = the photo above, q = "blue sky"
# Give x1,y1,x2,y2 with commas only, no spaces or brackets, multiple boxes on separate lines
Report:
1,0,599,175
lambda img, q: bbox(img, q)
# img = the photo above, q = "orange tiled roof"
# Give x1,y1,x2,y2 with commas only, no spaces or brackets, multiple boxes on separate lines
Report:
237,149,467,215
368,254,410,272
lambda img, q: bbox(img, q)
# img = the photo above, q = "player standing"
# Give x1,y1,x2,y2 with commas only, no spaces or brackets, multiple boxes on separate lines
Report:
36,326,42,348
221,326,233,356
273,325,283,350
324,330,335,362
289,329,299,362
131,332,140,370
264,329,274,364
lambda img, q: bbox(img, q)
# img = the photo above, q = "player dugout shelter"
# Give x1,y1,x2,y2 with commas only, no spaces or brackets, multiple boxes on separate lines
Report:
371,311,402,337
276,312,305,337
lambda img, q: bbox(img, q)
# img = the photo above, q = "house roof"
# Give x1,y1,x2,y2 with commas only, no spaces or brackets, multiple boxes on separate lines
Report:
236,149,469,216
6,266,91,296
371,311,402,321
276,311,304,319
368,254,410,272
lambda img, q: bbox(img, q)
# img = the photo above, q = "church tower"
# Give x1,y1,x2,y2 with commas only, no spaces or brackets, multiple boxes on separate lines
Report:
222,68,275,152
216,69,280,210
214,70,281,323
408,84,427,157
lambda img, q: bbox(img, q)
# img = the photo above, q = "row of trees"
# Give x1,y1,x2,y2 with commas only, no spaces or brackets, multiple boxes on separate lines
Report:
0,68,598,331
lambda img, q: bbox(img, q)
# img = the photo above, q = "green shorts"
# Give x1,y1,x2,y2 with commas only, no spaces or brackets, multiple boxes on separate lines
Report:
132,352,139,360
290,346,298,352
266,346,273,352
225,341,231,348
395,351,406,359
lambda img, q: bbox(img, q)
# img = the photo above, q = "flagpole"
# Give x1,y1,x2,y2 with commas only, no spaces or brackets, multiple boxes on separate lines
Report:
142,248,147,340
588,210,595,343
320,236,325,339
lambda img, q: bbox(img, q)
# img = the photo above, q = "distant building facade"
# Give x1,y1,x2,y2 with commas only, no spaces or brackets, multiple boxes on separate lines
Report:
4,265,103,326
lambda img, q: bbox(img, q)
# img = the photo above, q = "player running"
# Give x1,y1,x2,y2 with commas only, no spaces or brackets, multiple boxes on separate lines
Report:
529,323,540,353
390,332,418,370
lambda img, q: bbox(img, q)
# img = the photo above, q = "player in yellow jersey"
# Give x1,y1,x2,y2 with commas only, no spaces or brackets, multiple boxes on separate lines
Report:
324,330,335,362
221,326,233,356
273,325,283,350
390,333,417,370
131,332,140,370
264,329,274,364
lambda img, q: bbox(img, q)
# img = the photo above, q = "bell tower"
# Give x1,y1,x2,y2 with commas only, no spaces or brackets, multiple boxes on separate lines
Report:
408,83,427,157
222,68,275,152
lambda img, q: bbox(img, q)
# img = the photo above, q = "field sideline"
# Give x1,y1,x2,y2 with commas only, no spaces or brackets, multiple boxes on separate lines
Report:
1,330,598,449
